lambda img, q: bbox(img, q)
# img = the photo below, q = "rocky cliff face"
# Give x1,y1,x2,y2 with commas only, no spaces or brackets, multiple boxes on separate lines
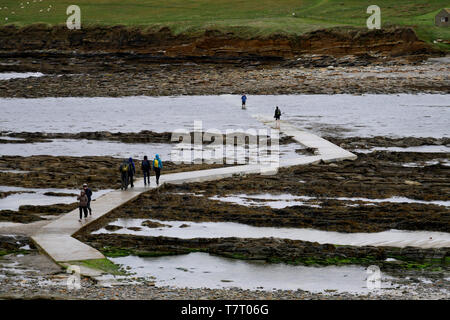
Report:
0,25,436,59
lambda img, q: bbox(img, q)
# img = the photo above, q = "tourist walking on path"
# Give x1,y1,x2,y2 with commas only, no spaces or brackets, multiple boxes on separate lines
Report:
274,106,281,129
119,159,130,190
128,157,136,188
83,183,93,216
241,94,247,109
142,155,151,186
153,154,163,186
77,190,89,222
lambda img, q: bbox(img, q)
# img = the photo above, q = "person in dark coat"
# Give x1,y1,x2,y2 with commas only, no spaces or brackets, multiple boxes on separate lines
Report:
82,183,93,215
128,157,136,188
274,106,281,129
77,190,89,222
142,155,151,186
119,159,129,190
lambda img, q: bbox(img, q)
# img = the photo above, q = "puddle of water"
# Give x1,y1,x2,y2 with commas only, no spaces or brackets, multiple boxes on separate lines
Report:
0,139,174,159
109,252,396,293
0,72,44,80
356,145,450,153
0,138,302,163
332,196,450,207
210,194,320,209
0,186,112,211
402,159,450,167
0,169,31,174
0,136,26,141
210,193,450,208
93,218,450,248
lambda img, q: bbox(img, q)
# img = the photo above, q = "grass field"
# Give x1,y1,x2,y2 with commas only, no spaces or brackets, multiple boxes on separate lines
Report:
0,0,448,48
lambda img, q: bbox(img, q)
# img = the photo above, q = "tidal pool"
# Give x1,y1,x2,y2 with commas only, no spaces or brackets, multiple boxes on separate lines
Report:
0,138,303,161
356,145,450,153
0,72,44,80
93,218,450,248
0,186,112,211
108,252,396,293
209,193,450,208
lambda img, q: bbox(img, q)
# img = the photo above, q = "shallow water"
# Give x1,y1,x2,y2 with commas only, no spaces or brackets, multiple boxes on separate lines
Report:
210,194,318,209
209,193,450,208
0,186,112,211
0,139,175,159
0,169,30,174
0,72,44,80
0,136,26,141
0,94,448,138
0,139,302,161
109,252,396,293
93,218,450,248
401,159,450,167
356,145,450,153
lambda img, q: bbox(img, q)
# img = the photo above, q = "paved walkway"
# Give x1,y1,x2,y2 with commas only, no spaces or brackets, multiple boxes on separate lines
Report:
31,120,360,274
30,120,450,275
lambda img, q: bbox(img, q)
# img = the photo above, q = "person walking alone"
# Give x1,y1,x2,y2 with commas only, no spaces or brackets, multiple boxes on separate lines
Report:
128,157,136,188
153,154,163,186
119,159,129,190
274,106,281,129
142,155,151,186
83,183,93,216
77,190,89,222
241,94,247,110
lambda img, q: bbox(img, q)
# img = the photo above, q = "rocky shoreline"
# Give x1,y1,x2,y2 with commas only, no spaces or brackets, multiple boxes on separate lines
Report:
0,249,448,300
0,131,296,145
75,233,450,271
0,60,449,97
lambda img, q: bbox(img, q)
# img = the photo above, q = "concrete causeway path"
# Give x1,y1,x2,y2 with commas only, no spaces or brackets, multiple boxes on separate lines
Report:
253,115,357,162
31,120,360,274
30,119,450,275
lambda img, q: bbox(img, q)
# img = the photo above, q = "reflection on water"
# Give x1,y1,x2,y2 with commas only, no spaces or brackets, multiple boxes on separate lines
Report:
0,72,44,80
93,218,450,248
210,193,450,208
109,252,396,293
0,186,112,211
0,139,302,161
0,94,448,138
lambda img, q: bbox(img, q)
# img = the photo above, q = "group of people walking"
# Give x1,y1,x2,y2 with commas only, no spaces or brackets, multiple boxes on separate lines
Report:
77,155,163,222
119,154,163,190
76,98,278,222
77,99,279,222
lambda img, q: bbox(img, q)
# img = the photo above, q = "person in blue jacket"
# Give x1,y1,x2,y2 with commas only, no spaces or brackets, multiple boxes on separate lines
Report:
241,94,247,109
153,154,163,186
128,157,136,188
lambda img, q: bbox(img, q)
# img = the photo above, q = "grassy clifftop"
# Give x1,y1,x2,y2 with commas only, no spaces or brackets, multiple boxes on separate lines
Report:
0,0,448,49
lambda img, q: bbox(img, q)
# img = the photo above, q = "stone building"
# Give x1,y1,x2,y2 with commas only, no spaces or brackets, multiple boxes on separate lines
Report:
435,8,449,27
